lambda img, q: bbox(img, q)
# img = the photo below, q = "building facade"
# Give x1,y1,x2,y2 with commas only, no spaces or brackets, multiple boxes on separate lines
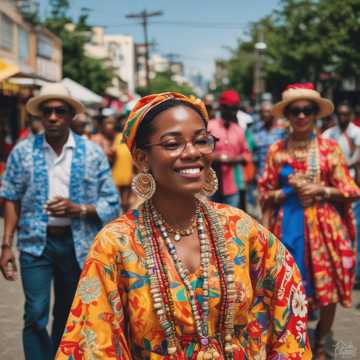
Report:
0,0,62,168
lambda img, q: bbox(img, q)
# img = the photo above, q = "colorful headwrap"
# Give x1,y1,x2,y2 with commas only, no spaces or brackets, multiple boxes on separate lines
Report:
123,92,209,154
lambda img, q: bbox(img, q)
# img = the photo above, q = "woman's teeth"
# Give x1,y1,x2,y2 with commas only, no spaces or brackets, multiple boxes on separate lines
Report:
178,168,201,175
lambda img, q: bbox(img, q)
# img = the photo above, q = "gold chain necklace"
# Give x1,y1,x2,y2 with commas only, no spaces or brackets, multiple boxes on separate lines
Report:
288,137,313,162
151,203,198,241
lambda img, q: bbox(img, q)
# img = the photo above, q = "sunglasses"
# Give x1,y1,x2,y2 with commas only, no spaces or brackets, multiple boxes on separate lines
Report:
337,112,351,117
287,106,317,117
41,106,69,117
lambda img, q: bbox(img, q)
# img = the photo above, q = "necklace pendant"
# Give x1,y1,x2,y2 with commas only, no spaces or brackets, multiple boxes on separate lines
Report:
174,233,181,242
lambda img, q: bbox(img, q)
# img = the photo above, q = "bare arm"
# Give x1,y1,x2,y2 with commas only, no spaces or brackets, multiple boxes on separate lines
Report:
0,200,19,280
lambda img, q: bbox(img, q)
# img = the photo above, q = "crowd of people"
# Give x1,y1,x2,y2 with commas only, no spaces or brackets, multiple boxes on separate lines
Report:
0,81,359,359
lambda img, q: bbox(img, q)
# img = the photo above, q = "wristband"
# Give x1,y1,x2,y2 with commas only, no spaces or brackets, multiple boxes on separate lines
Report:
1,244,12,250
80,204,87,218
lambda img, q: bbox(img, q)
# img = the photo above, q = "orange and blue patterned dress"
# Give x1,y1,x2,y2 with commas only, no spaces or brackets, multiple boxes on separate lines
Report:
56,203,311,359
258,135,360,309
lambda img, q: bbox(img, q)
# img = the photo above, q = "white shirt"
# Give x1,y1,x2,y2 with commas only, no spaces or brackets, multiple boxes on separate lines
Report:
323,122,360,177
44,131,75,226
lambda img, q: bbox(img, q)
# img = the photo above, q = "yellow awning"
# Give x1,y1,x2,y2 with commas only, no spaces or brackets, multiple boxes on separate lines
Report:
0,58,20,82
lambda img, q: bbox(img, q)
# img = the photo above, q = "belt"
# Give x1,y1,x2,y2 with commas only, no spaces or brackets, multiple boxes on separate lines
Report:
46,226,72,237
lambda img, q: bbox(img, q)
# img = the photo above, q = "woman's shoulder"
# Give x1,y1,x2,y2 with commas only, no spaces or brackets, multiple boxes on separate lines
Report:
318,134,338,146
318,135,343,156
89,210,141,260
209,201,261,239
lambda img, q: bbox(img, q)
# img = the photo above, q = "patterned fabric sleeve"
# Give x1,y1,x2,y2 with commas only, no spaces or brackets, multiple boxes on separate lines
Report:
248,224,312,359
327,141,360,199
56,226,132,360
0,145,26,201
92,146,121,224
257,143,280,204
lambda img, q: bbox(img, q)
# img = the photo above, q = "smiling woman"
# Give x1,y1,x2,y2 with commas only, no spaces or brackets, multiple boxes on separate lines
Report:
259,83,360,360
56,92,311,360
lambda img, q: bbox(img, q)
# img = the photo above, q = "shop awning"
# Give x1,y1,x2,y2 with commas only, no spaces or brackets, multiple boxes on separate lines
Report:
61,78,103,105
0,59,20,82
8,77,47,87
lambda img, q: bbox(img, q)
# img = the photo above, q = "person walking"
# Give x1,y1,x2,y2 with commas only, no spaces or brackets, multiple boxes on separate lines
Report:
56,92,311,359
252,101,286,179
208,90,251,208
91,114,117,166
258,83,360,359
0,82,120,360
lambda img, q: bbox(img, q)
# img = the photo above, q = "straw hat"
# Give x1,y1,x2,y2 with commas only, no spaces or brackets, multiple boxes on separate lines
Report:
26,82,85,116
272,83,334,118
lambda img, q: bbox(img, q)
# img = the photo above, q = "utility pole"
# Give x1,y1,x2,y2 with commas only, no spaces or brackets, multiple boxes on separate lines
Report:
126,10,163,87
253,25,267,107
165,53,181,76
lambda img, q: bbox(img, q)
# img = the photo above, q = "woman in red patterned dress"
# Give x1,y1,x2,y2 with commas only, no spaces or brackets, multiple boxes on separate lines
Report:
258,83,360,359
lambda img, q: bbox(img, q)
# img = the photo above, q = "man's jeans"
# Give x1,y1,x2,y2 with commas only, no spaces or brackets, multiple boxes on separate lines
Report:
20,231,81,360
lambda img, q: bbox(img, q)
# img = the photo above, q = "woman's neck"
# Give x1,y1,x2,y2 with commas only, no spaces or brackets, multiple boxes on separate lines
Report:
151,191,198,228
290,129,314,142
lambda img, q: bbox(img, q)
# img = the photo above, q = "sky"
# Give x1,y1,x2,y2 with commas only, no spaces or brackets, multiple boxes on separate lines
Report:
37,0,281,80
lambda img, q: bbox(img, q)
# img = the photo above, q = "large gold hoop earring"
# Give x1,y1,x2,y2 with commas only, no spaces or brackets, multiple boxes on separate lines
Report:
131,171,156,200
201,167,218,197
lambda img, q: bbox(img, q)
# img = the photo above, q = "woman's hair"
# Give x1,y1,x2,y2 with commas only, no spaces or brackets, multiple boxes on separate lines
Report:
135,99,207,149
284,100,319,117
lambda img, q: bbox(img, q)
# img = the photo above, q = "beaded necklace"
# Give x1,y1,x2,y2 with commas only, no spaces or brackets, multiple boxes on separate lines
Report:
139,199,237,359
154,207,198,241
288,132,320,182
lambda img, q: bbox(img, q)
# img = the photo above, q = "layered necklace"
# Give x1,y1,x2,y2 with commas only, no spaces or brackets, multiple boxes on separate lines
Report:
154,207,198,241
139,199,237,359
288,132,320,182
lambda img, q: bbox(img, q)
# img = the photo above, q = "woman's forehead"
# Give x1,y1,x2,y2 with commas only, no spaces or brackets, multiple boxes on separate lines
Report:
151,106,206,135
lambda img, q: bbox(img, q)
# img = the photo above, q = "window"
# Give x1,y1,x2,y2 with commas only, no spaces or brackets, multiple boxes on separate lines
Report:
1,14,14,50
18,28,29,63
37,34,53,59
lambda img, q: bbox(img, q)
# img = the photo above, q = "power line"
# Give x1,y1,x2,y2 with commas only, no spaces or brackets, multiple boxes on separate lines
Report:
94,20,248,30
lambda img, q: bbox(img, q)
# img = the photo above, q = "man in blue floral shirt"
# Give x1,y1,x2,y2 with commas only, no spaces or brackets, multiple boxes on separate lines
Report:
252,102,287,179
0,83,120,359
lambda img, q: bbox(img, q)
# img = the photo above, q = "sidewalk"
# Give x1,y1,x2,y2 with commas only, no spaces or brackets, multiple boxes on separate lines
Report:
0,220,359,359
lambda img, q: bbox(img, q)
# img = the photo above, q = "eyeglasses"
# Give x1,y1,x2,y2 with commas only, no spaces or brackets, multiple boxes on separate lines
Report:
287,106,317,117
144,134,218,155
41,106,69,118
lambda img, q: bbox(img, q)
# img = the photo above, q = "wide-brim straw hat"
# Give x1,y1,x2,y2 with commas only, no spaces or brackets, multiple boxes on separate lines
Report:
272,83,334,118
26,82,85,116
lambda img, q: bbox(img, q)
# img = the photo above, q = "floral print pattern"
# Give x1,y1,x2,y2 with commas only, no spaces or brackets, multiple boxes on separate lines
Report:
258,135,360,308
56,203,311,359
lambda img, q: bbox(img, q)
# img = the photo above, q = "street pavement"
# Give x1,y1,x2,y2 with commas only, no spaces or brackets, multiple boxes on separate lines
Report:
0,219,360,359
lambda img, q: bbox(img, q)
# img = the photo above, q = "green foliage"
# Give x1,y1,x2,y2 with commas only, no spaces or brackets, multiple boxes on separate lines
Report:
218,0,360,99
136,71,195,96
27,0,113,95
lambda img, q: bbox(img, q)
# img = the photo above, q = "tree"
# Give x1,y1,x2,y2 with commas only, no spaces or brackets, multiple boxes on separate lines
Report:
136,71,195,96
42,2,113,94
218,0,360,100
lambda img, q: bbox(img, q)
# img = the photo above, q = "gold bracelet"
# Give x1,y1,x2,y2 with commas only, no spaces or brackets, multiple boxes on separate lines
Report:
324,187,332,200
273,190,282,203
